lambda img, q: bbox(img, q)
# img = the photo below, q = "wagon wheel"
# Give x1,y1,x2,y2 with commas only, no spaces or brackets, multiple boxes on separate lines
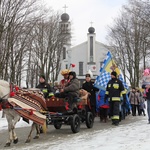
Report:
71,114,80,133
54,122,62,129
86,112,94,128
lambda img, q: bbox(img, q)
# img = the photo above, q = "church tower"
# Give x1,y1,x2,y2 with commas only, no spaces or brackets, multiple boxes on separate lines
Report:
87,25,96,72
58,5,72,82
59,5,71,69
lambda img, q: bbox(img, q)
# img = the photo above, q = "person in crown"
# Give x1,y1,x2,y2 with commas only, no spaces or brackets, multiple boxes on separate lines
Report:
55,71,80,109
59,69,70,89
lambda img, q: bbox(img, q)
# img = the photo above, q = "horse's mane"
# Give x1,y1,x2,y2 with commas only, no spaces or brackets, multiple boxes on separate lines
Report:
0,80,10,98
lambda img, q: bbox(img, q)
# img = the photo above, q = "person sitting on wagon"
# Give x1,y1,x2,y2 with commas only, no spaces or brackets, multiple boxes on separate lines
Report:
55,71,80,109
36,75,54,98
59,69,70,89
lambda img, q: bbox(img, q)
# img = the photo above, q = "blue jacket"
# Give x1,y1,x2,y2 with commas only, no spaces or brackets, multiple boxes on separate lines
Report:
96,90,109,112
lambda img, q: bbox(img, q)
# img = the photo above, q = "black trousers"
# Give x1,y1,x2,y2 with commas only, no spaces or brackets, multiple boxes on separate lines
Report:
131,104,140,116
89,95,96,117
109,101,120,123
139,109,145,115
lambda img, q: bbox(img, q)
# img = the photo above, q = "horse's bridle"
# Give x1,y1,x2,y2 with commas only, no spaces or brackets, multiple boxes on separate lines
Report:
0,93,9,102
0,82,17,103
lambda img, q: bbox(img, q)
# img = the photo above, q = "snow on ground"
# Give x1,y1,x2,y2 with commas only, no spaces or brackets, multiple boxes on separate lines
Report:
24,117,150,150
0,111,150,150
0,111,31,131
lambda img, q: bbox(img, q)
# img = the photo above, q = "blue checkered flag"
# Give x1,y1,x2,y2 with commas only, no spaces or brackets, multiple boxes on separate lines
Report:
94,51,129,91
94,71,111,90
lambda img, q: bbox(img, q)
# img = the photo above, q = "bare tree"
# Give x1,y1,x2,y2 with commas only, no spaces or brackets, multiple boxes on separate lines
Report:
0,0,41,83
25,11,67,87
107,0,150,87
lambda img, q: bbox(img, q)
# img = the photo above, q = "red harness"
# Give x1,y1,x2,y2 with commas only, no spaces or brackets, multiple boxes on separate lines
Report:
0,83,19,110
10,83,19,97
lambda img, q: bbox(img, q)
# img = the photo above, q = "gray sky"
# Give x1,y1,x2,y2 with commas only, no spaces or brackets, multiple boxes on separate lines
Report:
44,0,128,46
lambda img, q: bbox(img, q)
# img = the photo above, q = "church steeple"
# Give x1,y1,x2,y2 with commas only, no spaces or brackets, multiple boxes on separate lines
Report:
59,5,71,69
87,22,96,63
60,5,70,34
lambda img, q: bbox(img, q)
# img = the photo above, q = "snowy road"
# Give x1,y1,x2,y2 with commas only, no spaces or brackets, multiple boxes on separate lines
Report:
0,113,149,150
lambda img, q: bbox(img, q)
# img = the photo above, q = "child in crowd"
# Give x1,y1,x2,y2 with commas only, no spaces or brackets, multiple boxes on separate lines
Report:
96,90,109,122
139,98,146,116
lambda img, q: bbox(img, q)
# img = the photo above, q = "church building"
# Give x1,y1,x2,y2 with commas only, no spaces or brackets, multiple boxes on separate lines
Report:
58,11,109,84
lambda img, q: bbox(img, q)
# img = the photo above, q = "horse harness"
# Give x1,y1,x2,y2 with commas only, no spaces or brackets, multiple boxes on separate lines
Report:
0,82,17,110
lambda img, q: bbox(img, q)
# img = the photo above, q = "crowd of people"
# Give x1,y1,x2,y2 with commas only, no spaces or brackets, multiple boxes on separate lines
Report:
34,69,148,126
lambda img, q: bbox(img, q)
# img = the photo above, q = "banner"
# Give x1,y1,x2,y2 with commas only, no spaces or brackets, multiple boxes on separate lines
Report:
94,51,128,90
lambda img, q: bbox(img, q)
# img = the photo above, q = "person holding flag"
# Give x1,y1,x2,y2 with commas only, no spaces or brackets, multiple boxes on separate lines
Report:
104,71,126,126
94,51,129,125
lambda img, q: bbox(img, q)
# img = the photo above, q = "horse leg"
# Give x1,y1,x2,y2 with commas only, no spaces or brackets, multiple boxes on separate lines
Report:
33,124,40,139
12,114,20,144
25,122,36,143
1,110,5,118
4,115,14,147
4,110,20,147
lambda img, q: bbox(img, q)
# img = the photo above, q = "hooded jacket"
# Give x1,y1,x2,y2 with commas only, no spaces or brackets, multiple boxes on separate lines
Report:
64,72,80,97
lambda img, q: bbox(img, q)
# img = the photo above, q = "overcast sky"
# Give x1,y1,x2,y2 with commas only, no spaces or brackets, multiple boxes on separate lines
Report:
44,0,128,47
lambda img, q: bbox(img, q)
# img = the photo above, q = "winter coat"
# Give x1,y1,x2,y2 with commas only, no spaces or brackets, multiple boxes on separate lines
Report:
36,82,53,98
129,91,140,105
105,78,126,101
82,80,99,106
146,88,150,100
64,78,80,97
139,100,146,109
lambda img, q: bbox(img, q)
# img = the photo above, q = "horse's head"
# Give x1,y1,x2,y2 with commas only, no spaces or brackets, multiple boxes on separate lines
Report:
0,80,10,101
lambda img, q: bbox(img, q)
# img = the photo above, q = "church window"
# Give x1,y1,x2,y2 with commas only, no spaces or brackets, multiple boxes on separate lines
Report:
79,62,83,75
63,47,66,59
90,36,93,62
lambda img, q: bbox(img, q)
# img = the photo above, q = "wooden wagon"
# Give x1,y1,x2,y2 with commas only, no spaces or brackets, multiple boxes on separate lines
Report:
45,89,94,133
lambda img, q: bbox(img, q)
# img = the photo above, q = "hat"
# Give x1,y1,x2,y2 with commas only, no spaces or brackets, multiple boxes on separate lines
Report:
111,71,117,77
87,69,93,78
69,71,76,79
40,75,45,80
85,73,91,77
61,69,70,76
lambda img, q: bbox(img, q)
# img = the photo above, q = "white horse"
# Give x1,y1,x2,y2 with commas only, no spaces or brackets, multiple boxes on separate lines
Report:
0,80,46,147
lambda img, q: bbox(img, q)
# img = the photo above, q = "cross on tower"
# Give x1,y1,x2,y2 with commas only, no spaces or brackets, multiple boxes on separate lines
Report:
90,21,93,27
63,5,68,13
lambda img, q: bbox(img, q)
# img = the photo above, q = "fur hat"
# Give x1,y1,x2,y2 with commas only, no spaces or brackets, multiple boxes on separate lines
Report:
111,71,117,77
61,69,70,76
69,71,76,79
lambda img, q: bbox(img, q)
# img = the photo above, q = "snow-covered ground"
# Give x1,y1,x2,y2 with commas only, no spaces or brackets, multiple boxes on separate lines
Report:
0,110,150,150
49,118,150,150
